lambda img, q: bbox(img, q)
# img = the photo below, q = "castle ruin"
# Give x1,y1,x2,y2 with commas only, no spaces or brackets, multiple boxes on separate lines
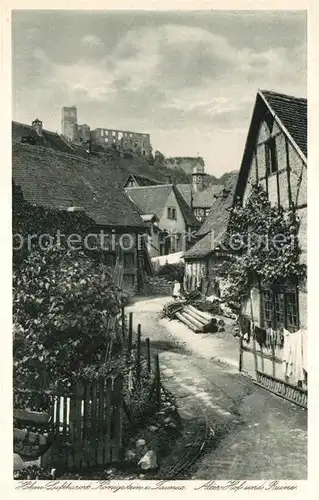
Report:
61,106,152,157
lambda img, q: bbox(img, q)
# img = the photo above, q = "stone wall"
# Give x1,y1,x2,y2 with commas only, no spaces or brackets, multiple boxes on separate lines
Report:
141,276,173,296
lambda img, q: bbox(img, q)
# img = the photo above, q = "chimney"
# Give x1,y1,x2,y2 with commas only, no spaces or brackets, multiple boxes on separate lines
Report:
32,118,43,136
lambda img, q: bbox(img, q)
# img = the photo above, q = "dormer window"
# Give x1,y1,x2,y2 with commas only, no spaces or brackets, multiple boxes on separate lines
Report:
265,137,278,175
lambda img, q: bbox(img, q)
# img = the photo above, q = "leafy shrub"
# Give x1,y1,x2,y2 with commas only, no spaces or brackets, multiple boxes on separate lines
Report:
13,245,122,391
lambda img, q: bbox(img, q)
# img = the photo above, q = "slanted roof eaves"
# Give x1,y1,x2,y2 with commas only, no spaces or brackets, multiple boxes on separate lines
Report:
259,89,307,158
125,185,172,218
12,143,145,229
173,185,200,228
196,173,238,238
192,185,224,208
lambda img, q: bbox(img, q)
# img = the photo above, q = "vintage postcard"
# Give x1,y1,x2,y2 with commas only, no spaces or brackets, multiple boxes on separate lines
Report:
1,0,318,497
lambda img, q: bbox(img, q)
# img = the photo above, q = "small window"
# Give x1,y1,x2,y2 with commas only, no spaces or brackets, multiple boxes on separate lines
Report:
265,137,278,175
262,286,299,331
167,207,176,220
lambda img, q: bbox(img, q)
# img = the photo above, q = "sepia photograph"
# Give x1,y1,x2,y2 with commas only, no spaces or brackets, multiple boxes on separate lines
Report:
11,7,307,482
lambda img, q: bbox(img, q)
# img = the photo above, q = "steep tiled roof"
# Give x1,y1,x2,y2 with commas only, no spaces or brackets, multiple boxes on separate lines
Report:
184,173,238,259
125,185,172,216
176,184,223,208
12,143,145,229
260,90,307,157
234,90,307,202
183,232,214,260
176,184,193,205
125,173,162,187
172,185,200,227
196,173,238,238
125,184,199,227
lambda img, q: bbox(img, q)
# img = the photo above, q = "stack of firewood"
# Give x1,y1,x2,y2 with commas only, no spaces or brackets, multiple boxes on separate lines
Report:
175,304,225,334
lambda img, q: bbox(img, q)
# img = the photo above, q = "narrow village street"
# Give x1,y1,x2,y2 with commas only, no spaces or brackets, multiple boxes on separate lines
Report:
127,296,307,480
11,10,308,483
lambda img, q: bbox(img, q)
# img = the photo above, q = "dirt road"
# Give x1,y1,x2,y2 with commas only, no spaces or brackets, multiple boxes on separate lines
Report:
127,296,307,480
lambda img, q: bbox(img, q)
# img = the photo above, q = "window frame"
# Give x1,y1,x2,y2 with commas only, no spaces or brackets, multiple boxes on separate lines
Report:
167,206,177,220
261,284,299,331
265,137,278,175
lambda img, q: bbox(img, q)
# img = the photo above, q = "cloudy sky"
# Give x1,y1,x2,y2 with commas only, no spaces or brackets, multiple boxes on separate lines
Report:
12,10,306,175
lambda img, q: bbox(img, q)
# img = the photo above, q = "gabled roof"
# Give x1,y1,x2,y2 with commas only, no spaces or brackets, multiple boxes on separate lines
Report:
141,213,159,223
259,90,307,158
177,183,224,208
234,89,307,202
124,173,162,187
12,143,145,229
173,185,200,227
125,184,199,227
183,173,238,259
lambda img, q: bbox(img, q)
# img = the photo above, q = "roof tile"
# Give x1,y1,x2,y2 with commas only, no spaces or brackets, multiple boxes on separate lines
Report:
12,143,145,229
260,90,307,157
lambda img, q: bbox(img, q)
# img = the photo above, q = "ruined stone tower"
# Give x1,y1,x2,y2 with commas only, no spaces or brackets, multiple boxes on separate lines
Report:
61,106,78,142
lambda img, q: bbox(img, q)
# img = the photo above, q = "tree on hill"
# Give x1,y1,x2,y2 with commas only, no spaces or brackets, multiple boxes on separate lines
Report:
154,150,165,167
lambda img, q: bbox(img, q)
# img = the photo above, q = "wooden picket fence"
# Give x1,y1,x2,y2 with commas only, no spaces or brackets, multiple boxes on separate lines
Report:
14,310,162,472
48,374,123,470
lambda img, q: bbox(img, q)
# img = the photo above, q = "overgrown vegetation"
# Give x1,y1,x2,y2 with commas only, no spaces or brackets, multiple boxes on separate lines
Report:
13,245,123,391
13,182,123,392
220,184,306,310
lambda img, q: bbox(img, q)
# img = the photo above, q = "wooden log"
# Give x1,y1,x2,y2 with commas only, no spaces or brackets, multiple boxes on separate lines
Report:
181,312,205,332
183,305,208,325
175,312,202,333
182,311,206,330
186,305,214,322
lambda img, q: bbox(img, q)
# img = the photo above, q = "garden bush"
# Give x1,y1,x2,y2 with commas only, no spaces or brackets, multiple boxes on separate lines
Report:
13,245,123,392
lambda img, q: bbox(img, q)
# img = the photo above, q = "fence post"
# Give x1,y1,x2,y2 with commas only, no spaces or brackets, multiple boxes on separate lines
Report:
146,338,151,373
121,304,125,342
239,336,243,372
154,354,161,411
136,324,141,384
128,312,133,352
271,342,276,377
111,375,123,462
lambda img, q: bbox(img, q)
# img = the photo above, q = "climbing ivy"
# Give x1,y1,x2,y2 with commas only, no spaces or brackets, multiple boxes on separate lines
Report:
219,184,306,310
13,182,123,391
